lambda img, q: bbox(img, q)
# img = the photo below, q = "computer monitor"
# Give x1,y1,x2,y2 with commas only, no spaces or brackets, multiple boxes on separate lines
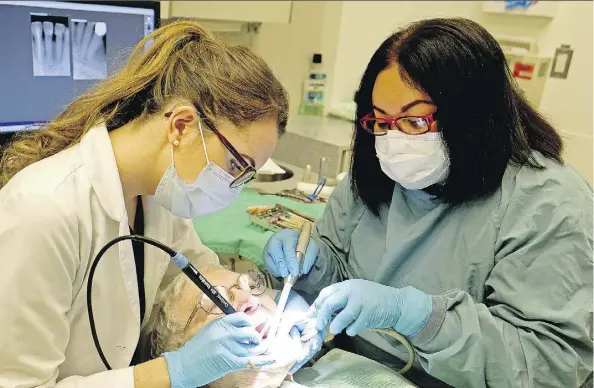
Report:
0,1,159,138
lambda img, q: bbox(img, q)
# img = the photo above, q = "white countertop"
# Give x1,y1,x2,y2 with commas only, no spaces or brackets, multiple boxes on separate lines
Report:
285,115,355,149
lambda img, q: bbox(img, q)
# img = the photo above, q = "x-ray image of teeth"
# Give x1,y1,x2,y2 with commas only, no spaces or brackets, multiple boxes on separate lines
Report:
30,15,71,77
72,20,107,80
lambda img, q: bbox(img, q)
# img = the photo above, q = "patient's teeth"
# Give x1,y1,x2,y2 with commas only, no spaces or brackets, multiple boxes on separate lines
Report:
42,22,54,63
54,23,65,63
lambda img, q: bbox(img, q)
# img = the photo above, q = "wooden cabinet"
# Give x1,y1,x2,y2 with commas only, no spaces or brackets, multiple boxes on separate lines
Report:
164,1,292,24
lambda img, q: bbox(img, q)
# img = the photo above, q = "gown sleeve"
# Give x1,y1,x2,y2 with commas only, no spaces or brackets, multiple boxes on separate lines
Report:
409,166,593,388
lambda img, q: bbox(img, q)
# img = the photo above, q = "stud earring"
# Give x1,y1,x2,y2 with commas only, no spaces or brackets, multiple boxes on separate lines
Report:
173,140,180,147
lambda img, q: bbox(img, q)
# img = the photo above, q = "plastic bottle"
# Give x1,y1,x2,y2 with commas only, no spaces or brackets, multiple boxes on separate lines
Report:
299,53,326,116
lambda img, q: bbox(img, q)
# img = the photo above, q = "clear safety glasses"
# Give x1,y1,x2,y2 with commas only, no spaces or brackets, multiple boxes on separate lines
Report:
206,124,257,188
164,110,257,188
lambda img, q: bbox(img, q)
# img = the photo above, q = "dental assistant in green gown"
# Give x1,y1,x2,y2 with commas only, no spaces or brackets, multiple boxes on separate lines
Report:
264,18,593,388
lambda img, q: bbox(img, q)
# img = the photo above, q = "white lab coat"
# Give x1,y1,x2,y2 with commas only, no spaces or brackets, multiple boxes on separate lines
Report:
0,126,219,387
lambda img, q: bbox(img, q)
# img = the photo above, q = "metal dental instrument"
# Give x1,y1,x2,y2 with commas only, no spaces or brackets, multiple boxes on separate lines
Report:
263,221,313,341
285,220,313,287
307,177,327,202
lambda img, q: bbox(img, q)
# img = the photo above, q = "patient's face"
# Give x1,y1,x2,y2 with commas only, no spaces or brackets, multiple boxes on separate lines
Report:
170,268,304,388
178,268,276,341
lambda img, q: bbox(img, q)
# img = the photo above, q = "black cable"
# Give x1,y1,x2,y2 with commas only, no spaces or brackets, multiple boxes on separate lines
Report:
87,235,176,370
87,234,237,371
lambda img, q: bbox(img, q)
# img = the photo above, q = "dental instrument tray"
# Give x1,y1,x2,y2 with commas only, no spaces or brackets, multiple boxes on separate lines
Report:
247,204,316,232
267,188,327,204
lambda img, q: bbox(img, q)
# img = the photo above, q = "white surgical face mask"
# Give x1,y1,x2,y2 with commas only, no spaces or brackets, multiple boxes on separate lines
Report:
375,131,449,190
154,120,243,218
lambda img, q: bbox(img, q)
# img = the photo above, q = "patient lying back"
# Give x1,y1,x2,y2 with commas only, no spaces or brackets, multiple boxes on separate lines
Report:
147,265,305,388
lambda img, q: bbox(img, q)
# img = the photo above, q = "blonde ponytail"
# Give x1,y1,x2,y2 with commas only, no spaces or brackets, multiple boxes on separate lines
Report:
1,20,288,187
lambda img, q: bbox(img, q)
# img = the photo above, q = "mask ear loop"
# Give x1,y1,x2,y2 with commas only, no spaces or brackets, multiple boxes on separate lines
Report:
197,118,210,165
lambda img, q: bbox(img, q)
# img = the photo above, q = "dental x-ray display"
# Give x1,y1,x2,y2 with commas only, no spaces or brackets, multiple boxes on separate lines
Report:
0,1,158,135
30,15,71,77
72,20,107,80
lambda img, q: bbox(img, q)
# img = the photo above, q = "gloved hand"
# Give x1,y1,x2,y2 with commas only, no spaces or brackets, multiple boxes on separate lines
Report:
163,313,275,388
275,290,325,374
289,323,324,374
309,280,432,338
263,228,320,278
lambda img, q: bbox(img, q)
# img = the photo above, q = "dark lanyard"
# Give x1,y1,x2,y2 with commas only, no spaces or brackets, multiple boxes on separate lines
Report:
129,197,146,366
129,197,146,323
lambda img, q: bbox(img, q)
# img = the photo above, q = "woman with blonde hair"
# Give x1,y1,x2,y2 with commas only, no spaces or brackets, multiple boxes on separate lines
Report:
0,20,290,388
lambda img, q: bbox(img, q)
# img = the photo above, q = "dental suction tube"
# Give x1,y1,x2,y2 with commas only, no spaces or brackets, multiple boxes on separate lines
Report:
170,252,236,315
87,234,236,370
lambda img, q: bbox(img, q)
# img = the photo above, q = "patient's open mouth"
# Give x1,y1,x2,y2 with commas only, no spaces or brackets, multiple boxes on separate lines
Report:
255,322,268,339
247,306,271,339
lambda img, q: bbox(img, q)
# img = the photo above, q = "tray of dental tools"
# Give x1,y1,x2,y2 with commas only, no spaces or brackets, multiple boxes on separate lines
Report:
270,189,327,204
247,204,316,232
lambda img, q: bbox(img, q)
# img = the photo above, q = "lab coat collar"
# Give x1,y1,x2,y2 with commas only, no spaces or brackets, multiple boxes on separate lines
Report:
80,125,144,330
80,125,126,222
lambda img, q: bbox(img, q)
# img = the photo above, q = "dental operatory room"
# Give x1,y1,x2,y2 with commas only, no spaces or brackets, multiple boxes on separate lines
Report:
1,0,593,387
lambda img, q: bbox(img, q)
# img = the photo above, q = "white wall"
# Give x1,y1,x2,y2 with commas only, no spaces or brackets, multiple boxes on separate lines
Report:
535,2,593,183
331,1,484,107
328,1,593,182
251,1,342,119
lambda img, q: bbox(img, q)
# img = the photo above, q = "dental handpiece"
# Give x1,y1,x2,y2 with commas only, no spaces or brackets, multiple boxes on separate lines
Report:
171,252,237,315
284,221,313,286
263,221,313,341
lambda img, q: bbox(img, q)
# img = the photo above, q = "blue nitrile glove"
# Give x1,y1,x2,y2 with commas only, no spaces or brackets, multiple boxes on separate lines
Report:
163,313,275,388
263,228,320,278
275,290,325,374
309,280,432,338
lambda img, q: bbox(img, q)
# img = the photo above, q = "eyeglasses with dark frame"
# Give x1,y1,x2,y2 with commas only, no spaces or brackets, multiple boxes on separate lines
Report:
360,112,437,136
184,271,267,330
164,110,257,188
